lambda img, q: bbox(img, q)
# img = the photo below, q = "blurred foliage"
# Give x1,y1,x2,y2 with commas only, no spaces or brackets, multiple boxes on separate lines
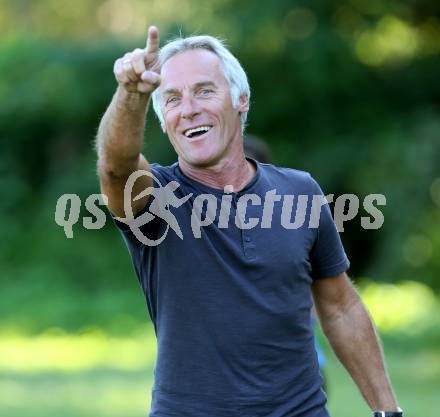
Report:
0,0,440,335
1,278,440,416
1,281,439,373
1,346,439,417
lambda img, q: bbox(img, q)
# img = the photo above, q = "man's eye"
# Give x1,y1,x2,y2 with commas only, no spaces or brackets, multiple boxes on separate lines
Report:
199,89,213,96
166,96,179,105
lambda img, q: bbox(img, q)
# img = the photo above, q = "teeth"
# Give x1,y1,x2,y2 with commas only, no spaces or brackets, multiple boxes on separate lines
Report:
184,125,211,137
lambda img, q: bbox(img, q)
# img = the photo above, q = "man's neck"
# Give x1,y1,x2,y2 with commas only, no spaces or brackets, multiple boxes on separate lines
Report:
179,155,256,192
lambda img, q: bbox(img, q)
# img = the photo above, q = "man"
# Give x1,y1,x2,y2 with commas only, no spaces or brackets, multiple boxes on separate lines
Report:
96,26,402,417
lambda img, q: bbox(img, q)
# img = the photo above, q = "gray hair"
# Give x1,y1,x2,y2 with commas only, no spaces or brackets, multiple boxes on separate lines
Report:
151,35,251,132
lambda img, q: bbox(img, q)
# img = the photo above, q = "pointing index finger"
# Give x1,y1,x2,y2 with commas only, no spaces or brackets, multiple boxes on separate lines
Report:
146,26,159,54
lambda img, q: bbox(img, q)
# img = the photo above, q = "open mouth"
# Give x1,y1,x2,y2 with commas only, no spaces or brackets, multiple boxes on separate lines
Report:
183,125,212,140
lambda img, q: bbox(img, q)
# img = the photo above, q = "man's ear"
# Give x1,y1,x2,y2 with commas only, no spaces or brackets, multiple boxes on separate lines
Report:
238,94,249,113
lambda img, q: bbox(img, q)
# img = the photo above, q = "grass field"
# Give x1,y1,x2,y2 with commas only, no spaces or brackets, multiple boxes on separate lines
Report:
1,325,439,417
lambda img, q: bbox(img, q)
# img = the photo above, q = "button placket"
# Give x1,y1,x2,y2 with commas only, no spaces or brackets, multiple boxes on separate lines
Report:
237,192,258,260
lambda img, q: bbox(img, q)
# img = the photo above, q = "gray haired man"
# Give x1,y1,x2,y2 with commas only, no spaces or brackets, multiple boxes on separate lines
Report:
96,26,402,417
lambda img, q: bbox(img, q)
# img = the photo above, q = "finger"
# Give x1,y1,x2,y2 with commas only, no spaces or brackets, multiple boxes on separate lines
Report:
141,70,161,85
149,59,160,74
131,49,147,75
137,71,161,94
114,58,130,84
145,26,160,55
122,58,138,82
137,82,157,94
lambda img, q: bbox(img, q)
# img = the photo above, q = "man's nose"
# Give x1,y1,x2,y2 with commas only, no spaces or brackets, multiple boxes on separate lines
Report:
180,95,200,120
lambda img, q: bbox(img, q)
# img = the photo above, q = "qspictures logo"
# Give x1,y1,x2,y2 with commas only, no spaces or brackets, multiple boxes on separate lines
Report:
55,170,386,245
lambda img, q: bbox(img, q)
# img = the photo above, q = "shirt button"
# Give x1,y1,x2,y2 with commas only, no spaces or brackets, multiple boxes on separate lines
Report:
245,236,251,242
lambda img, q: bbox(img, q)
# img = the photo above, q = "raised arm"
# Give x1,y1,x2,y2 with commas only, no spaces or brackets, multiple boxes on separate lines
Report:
96,26,161,218
312,273,401,413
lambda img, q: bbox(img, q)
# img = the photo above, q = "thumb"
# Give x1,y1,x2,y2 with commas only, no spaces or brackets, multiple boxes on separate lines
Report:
141,71,161,85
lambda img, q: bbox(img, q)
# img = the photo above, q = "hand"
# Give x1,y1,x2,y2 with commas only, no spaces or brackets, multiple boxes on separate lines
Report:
114,26,161,94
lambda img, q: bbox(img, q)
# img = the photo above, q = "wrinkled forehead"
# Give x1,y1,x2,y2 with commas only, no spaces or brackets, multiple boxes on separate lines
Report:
159,48,228,92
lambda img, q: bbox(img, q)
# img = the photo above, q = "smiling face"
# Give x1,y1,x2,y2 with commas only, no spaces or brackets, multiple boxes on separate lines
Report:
159,49,249,168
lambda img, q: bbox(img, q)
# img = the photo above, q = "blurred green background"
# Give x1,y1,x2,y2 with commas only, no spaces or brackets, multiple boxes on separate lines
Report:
1,0,439,416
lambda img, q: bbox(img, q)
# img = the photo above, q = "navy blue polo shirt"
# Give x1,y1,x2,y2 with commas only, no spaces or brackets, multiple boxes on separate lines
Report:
114,159,350,417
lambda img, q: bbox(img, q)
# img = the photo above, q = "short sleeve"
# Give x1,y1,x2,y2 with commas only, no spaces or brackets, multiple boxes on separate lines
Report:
308,176,350,279
109,164,168,251
107,164,168,298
